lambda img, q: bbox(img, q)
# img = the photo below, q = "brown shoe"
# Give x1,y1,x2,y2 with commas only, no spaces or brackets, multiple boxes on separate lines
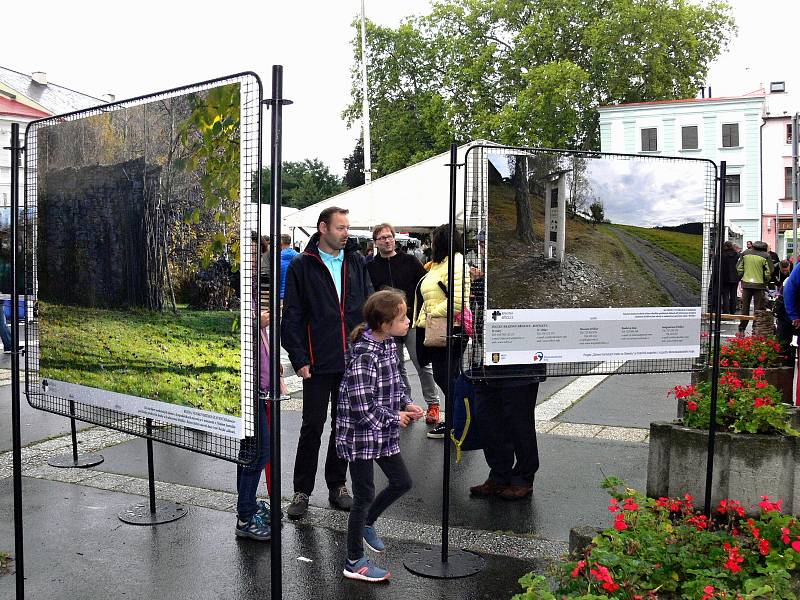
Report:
469,480,507,498
499,485,533,501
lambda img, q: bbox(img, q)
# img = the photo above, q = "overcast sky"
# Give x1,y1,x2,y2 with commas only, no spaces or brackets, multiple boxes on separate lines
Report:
488,154,707,227
586,160,708,227
3,0,796,176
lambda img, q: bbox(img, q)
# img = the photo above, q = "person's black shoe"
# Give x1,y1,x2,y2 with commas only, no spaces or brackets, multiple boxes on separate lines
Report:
287,492,309,520
329,485,353,511
426,422,446,439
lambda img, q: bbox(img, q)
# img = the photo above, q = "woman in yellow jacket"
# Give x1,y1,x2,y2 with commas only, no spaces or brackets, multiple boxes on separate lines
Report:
414,224,470,439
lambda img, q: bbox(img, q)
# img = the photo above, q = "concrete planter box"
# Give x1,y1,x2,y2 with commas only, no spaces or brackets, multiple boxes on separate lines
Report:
648,414,800,515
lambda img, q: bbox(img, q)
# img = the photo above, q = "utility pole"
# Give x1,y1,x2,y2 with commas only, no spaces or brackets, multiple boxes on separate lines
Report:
793,114,798,258
360,0,372,184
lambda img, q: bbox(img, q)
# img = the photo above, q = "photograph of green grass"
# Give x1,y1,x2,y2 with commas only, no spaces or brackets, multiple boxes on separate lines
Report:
38,303,241,415
33,79,253,427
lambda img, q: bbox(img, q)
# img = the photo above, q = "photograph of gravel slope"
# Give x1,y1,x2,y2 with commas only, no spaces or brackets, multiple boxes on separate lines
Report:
486,154,710,310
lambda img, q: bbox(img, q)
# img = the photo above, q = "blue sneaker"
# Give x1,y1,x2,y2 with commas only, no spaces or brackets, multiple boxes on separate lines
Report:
363,525,385,553
256,499,284,521
235,512,271,541
343,557,390,582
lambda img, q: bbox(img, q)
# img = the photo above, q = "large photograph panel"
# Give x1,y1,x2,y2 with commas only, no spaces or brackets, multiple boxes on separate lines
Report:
479,152,712,369
28,78,257,439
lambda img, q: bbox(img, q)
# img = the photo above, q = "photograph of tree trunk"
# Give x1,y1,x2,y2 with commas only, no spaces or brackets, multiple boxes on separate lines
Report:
34,82,248,418
486,153,709,310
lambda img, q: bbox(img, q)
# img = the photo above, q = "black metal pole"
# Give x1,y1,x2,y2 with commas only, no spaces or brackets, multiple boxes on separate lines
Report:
70,401,79,462
704,161,726,517
146,419,156,514
9,121,25,600
404,143,483,579
268,64,286,600
440,142,459,561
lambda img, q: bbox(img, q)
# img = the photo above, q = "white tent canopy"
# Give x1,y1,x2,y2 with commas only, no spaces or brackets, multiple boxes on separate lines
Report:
282,140,498,231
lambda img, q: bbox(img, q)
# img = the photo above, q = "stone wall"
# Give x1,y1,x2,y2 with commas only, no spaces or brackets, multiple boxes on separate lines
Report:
647,417,800,515
37,158,162,309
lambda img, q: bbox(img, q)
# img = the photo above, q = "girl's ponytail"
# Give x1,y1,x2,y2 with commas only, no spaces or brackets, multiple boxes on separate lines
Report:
350,322,368,343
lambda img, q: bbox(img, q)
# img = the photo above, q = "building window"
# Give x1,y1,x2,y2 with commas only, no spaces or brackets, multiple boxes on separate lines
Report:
722,123,739,148
788,167,795,199
641,128,658,151
681,126,699,150
725,174,741,203
788,124,794,145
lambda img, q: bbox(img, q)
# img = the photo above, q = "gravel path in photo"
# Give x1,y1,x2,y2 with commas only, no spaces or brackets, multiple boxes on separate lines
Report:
610,226,701,307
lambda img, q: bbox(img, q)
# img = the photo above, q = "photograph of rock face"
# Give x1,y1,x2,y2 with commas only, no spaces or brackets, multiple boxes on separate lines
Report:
34,82,248,417
485,153,709,310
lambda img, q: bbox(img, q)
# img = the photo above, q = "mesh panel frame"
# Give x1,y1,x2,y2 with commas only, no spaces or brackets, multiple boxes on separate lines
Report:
462,144,717,380
23,72,263,464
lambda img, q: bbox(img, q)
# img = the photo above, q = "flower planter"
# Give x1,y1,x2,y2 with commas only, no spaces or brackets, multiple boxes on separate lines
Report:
647,415,800,516
690,365,794,406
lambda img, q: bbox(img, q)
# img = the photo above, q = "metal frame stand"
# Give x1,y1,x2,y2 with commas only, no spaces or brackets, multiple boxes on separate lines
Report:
404,142,484,579
118,419,187,525
265,64,292,600
8,120,26,599
47,400,104,468
703,161,726,517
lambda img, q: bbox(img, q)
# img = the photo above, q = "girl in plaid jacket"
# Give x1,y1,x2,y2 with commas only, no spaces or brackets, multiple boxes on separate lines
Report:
336,289,424,582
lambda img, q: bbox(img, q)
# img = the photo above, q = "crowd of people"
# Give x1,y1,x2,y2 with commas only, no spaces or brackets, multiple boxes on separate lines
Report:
235,206,540,583
716,239,788,333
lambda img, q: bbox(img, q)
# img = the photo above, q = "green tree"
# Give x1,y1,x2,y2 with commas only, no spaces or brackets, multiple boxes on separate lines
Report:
589,200,605,225
346,0,735,162
259,159,344,209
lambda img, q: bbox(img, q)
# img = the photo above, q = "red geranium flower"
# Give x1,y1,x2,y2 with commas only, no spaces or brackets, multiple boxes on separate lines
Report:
758,496,783,513
759,538,771,556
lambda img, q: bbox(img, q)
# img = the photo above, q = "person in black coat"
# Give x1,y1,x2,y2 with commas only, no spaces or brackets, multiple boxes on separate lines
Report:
367,223,441,423
720,240,741,315
281,207,373,519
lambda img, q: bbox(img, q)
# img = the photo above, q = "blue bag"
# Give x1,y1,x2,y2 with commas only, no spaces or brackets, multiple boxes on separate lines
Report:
450,372,482,462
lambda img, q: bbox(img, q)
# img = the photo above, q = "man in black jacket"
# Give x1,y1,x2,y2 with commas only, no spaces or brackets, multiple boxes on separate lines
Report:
281,207,373,519
367,223,441,425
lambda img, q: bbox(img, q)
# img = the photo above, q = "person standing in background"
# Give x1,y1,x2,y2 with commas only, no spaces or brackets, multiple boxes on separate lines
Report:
367,223,441,427
279,233,298,302
736,240,773,335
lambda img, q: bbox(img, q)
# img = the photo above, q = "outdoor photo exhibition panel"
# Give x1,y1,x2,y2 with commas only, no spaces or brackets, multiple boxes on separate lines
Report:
463,145,717,379
23,73,263,462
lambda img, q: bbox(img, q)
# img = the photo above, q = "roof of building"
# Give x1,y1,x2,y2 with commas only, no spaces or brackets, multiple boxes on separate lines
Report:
598,88,766,111
0,96,50,119
0,65,104,116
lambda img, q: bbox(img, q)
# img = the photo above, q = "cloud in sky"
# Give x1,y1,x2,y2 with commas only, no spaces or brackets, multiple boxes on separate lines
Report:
489,153,711,229
586,159,710,228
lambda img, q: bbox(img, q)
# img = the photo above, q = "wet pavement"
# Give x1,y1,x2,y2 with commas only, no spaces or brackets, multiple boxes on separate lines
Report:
1,351,708,599
0,478,542,600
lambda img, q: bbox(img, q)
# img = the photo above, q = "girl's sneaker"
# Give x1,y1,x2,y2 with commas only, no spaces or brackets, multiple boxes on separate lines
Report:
363,525,385,552
343,557,390,582
256,499,284,521
235,513,271,541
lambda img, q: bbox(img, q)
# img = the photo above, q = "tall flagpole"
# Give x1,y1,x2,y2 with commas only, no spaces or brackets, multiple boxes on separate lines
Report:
360,0,372,184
